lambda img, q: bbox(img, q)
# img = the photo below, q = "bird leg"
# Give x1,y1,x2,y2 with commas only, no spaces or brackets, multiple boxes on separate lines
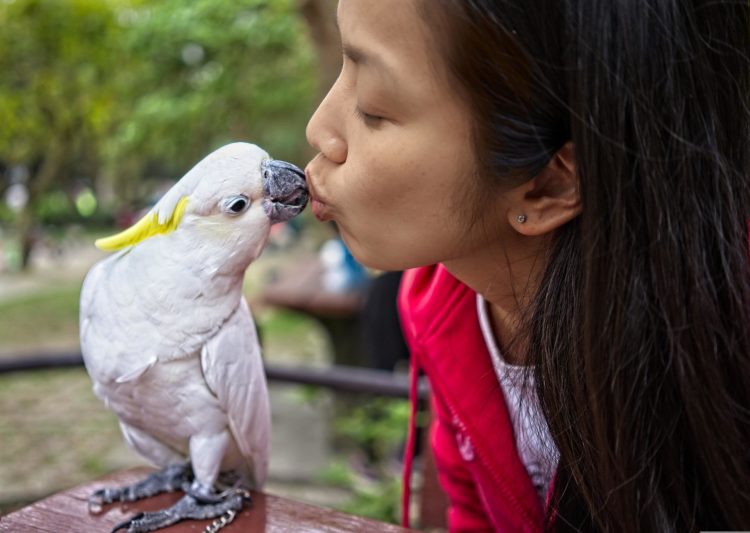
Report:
88,463,193,512
110,486,250,533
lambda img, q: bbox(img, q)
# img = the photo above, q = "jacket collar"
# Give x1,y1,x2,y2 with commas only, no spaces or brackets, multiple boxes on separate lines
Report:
412,265,545,526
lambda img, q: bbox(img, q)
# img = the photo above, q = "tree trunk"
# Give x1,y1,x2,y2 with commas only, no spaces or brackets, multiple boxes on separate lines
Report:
17,205,35,271
17,139,66,270
297,0,341,102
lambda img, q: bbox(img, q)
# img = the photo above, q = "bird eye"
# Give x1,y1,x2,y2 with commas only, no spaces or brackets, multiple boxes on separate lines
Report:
222,195,250,215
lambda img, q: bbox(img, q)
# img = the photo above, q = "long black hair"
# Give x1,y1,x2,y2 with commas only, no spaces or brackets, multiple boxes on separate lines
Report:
420,1,750,530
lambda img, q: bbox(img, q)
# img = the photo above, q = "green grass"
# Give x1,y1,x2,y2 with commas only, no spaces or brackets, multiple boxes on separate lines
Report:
0,285,82,348
0,368,145,510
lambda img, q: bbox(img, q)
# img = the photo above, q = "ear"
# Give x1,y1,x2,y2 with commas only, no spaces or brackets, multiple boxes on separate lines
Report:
507,142,580,235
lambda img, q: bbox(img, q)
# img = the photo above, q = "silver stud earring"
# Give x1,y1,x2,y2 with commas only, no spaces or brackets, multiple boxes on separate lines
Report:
516,214,527,224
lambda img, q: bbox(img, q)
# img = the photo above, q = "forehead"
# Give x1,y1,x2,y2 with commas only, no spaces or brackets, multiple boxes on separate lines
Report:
337,0,443,85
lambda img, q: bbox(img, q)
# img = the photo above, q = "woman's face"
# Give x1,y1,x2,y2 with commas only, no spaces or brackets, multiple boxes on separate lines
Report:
305,0,510,271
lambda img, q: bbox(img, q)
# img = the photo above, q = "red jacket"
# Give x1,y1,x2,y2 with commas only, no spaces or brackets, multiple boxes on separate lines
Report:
399,264,549,532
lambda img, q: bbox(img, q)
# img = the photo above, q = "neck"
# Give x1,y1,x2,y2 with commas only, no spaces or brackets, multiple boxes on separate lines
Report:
443,235,547,365
172,221,266,279
133,232,248,301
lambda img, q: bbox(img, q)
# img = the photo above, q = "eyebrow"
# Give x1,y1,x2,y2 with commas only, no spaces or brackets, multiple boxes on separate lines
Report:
343,41,402,87
335,13,398,87
342,43,373,66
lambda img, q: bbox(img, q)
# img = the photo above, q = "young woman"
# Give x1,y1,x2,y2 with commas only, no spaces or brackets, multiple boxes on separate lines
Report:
304,0,750,531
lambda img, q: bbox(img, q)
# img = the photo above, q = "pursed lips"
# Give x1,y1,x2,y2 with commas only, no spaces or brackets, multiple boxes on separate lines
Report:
304,165,334,222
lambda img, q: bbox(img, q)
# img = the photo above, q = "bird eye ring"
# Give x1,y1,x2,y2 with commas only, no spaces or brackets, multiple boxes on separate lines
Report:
221,195,250,215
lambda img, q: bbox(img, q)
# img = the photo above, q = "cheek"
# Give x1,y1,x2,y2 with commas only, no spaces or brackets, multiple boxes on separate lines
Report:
337,160,471,270
334,116,480,269
340,207,467,271
349,148,431,226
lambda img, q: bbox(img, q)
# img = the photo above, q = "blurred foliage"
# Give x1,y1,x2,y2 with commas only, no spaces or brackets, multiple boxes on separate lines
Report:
0,0,317,266
104,0,316,188
0,203,15,225
320,398,410,524
335,398,410,466
0,0,118,166
0,0,315,190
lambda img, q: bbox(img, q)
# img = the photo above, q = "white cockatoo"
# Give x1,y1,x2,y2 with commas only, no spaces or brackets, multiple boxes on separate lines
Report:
79,142,307,532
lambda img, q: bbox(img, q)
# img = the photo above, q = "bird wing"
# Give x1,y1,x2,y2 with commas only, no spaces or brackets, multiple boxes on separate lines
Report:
80,252,166,385
200,297,270,488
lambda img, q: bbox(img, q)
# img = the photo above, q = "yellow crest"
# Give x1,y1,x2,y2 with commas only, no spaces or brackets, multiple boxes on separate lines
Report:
95,196,189,252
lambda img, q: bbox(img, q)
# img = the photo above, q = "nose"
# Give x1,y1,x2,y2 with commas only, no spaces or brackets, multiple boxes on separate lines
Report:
306,80,348,164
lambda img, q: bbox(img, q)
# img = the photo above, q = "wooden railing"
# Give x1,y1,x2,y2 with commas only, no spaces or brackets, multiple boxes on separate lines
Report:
0,350,429,399
1,467,417,532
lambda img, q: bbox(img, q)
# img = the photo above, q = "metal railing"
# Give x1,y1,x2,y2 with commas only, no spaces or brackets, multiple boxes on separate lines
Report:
0,350,429,399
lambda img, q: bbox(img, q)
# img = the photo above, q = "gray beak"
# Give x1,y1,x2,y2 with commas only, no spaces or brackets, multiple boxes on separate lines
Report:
261,159,309,224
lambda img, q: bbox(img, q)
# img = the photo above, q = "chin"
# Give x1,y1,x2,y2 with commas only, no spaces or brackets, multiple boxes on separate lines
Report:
351,243,426,272
362,256,407,272
339,228,435,272
339,236,387,270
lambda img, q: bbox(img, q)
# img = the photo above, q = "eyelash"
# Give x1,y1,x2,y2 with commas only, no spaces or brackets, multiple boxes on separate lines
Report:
354,107,384,127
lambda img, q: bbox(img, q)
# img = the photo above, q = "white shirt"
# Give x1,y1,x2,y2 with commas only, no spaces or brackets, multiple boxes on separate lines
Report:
476,294,559,501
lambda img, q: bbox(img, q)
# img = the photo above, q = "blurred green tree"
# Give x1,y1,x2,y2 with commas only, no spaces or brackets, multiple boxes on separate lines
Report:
296,0,340,99
0,0,316,269
0,0,123,268
104,0,316,202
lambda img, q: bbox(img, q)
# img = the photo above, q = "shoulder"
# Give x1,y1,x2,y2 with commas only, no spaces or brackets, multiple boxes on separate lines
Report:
397,264,474,345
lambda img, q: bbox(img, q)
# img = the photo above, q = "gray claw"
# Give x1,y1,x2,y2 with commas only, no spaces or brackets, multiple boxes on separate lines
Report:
111,512,144,533
110,491,249,533
88,463,193,512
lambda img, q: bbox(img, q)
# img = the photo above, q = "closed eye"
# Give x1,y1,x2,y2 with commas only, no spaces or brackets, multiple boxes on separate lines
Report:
354,107,385,127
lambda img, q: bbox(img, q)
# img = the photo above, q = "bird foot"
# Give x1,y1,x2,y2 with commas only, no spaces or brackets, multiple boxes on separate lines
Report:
110,489,249,533
89,464,193,513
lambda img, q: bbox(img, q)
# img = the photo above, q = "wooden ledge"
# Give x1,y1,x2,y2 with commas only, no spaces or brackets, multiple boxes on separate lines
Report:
0,467,414,532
